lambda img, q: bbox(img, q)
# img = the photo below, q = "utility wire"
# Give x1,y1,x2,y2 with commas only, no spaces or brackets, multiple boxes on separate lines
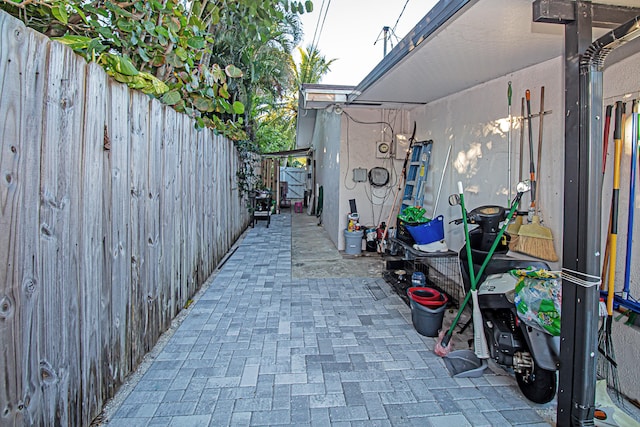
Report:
391,0,411,35
314,0,332,49
310,0,326,49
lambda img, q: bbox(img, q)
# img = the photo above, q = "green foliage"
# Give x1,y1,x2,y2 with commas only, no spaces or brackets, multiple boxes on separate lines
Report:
252,45,335,154
1,0,313,142
294,45,336,87
1,0,326,193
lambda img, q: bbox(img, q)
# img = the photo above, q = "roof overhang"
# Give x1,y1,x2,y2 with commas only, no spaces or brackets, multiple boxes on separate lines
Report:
299,84,356,110
348,0,640,109
261,147,313,158
294,0,640,148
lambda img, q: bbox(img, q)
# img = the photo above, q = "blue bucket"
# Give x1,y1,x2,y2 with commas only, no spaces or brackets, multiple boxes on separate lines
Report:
405,215,445,245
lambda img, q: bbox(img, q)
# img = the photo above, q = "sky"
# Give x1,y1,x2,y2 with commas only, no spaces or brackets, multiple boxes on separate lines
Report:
296,0,439,86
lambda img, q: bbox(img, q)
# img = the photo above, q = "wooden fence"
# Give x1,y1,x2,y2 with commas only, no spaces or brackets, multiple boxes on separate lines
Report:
0,11,250,426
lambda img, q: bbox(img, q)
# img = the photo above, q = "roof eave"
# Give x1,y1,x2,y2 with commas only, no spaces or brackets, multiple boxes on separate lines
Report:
349,0,474,104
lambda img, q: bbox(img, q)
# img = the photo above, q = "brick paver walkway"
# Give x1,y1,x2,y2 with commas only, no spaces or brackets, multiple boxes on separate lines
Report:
106,215,553,426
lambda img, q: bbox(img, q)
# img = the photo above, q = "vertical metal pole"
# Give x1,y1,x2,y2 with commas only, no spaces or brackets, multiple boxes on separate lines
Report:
383,26,389,57
559,1,601,425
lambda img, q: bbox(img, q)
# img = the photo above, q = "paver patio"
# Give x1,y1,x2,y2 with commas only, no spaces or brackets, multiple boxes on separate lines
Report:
104,214,555,426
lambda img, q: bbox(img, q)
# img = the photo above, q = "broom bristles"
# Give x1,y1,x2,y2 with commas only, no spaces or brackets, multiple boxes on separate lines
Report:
512,235,558,261
506,217,523,251
512,215,558,261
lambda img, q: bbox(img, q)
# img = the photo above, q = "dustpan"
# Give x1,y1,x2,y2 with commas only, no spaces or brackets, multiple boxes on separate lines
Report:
443,349,488,378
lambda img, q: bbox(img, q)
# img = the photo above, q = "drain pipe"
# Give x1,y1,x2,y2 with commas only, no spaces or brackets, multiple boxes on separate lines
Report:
558,12,640,426
579,13,640,274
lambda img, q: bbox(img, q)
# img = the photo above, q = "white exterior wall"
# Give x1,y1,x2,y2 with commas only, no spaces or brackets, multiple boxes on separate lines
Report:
409,57,564,266
335,108,411,250
312,109,343,247
327,53,640,400
404,53,640,401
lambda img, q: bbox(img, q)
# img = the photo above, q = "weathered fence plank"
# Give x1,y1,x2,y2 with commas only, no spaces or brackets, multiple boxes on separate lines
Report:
0,10,250,426
0,13,48,425
106,79,131,382
78,61,108,425
145,99,163,349
162,107,180,321
38,39,87,426
129,90,149,366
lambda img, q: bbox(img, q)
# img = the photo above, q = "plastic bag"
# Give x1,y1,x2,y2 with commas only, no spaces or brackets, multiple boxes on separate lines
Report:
511,268,562,336
398,206,429,223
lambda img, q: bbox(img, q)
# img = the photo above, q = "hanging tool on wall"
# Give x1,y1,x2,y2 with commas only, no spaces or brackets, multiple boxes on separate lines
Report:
600,104,613,292
432,145,452,219
622,102,638,303
513,87,558,262
525,89,536,219
507,96,526,244
598,100,624,393
606,100,624,317
507,81,513,205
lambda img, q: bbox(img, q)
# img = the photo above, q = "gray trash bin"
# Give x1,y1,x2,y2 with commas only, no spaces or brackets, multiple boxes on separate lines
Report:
344,229,363,255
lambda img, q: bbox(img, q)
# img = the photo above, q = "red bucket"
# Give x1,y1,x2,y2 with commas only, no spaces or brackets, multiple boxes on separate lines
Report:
407,287,449,308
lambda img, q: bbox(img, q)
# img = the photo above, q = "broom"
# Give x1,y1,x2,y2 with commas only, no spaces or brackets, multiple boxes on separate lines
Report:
513,87,558,262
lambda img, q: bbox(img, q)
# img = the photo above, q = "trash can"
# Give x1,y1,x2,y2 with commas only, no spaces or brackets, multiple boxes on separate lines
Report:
409,299,447,337
344,229,363,255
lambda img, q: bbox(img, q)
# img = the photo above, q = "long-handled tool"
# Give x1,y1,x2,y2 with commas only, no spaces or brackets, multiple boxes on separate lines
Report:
513,87,558,262
623,105,637,301
458,182,490,359
535,86,545,204
613,107,640,315
431,145,452,219
507,97,526,244
507,81,513,205
600,105,613,291
435,183,527,356
525,89,536,219
598,100,624,392
606,101,624,317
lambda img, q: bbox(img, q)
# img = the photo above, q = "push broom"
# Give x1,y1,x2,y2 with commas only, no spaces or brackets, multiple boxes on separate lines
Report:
435,182,527,357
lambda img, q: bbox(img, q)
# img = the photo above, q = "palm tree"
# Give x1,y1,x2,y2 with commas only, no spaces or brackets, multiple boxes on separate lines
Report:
293,45,336,86
252,45,336,152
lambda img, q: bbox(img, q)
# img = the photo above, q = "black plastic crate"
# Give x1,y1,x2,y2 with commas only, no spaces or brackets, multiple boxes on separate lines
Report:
396,219,416,245
411,254,463,307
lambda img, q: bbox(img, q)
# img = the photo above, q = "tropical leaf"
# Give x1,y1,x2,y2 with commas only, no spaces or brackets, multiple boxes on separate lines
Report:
233,101,245,115
137,47,151,62
51,4,69,24
104,54,139,76
218,84,229,99
161,90,181,105
211,64,226,83
193,95,215,112
225,64,243,78
54,35,91,50
187,36,205,50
